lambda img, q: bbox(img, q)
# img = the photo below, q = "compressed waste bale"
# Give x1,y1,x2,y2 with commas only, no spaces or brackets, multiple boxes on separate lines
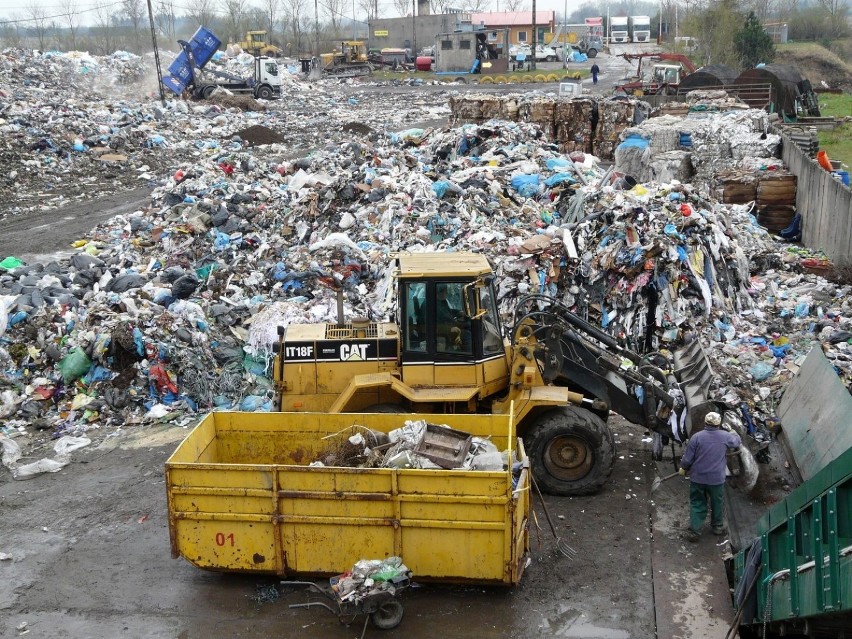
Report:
757,205,796,231
716,170,758,204
649,150,693,183
593,99,635,161
757,173,797,206
614,135,649,181
449,95,483,124
518,98,556,138
555,98,594,153
479,95,504,121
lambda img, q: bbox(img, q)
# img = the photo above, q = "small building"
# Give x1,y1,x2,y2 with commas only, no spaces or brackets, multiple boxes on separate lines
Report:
368,8,555,55
470,11,555,46
434,28,510,74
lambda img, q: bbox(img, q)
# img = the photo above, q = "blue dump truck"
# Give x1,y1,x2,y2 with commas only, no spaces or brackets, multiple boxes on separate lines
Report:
162,27,282,100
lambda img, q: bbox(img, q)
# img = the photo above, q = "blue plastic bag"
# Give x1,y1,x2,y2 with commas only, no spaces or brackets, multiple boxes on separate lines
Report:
511,174,540,198
749,362,774,381
544,173,575,187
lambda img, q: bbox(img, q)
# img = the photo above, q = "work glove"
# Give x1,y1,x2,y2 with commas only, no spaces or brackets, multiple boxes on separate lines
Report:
678,467,687,476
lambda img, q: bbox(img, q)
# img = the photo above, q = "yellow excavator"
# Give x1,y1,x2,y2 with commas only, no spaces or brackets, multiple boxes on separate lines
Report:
273,252,715,495
231,30,282,57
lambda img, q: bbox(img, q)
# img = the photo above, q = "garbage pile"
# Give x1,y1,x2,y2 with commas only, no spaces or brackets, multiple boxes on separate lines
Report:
311,420,513,472
1,110,850,464
614,105,783,191
0,48,450,215
331,557,410,603
3,50,852,480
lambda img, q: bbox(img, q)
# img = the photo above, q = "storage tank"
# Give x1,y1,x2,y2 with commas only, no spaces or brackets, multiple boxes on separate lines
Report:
415,56,432,72
733,64,814,118
678,64,738,92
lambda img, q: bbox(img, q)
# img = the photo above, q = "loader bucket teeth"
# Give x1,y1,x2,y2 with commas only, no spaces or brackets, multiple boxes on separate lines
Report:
671,339,715,436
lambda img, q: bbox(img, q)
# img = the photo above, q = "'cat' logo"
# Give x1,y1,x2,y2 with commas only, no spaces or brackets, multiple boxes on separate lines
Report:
340,344,369,360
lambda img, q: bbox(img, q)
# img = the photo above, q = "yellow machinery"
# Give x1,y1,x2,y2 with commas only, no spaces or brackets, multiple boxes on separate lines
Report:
273,252,715,496
232,30,282,57
320,40,373,78
166,410,530,583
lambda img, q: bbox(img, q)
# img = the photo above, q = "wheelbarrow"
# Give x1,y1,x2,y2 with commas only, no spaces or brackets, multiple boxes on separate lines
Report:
285,575,410,638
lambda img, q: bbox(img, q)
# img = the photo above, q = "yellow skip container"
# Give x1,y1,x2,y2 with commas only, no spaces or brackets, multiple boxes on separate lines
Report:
166,411,530,585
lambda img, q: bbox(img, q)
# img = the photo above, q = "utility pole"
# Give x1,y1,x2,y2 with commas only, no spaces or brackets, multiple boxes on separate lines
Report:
314,0,320,55
412,0,416,56
353,0,356,40
531,0,536,71
145,0,165,106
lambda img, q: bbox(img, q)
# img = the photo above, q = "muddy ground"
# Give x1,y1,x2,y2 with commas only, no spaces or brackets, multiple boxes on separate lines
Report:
0,415,749,639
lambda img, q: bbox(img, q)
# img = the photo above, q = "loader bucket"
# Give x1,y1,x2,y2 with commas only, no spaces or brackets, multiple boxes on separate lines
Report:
671,339,715,436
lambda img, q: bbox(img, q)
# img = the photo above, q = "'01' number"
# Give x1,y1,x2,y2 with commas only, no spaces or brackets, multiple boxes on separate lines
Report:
215,532,235,547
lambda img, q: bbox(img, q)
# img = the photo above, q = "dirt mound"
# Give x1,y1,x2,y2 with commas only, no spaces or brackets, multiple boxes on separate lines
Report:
207,93,267,112
233,124,288,146
775,44,852,91
342,121,374,135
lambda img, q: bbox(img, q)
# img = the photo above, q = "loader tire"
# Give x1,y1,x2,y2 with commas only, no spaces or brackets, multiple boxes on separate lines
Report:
525,406,616,496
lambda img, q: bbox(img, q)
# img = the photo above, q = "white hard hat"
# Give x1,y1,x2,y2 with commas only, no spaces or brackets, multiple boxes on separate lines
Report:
705,412,722,426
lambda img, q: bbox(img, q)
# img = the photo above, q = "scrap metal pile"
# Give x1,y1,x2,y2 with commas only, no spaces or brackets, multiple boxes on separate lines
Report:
312,420,512,472
2,53,852,479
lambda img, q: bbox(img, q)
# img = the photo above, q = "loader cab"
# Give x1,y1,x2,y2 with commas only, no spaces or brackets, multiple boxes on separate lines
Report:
395,253,509,394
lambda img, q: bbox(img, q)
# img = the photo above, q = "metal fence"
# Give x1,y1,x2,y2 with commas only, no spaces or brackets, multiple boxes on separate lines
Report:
778,129,852,264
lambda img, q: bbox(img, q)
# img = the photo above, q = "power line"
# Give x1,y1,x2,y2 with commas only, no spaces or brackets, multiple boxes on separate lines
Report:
0,2,123,24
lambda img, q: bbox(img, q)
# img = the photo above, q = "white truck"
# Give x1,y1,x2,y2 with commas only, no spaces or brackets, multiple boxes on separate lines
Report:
162,26,283,100
610,17,630,44
629,16,652,44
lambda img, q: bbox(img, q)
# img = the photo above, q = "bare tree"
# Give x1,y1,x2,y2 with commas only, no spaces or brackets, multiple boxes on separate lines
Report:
260,0,281,37
463,0,491,11
222,0,250,43
156,0,178,42
189,0,219,31
0,18,23,48
775,0,799,18
26,2,51,50
325,0,344,34
815,0,848,20
748,0,774,21
358,0,379,21
502,0,526,11
91,4,118,55
284,0,309,54
58,0,81,50
121,0,146,53
393,0,411,16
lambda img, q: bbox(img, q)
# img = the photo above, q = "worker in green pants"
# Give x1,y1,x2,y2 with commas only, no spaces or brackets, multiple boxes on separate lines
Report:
678,412,741,542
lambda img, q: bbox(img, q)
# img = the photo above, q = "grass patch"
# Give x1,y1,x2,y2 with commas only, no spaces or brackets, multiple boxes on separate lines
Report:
817,93,852,171
369,68,590,83
819,92,852,117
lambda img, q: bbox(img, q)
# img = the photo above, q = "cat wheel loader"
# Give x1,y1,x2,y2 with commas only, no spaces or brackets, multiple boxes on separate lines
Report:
273,252,715,496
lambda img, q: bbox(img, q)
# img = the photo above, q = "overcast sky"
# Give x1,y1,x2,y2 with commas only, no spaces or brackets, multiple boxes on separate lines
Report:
0,0,594,24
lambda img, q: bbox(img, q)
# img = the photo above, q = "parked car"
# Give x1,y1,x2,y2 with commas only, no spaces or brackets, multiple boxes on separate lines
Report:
509,44,558,62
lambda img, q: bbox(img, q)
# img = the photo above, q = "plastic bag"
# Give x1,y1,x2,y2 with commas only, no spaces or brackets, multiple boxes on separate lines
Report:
171,274,200,299
511,174,540,198
0,256,23,271
749,362,774,382
58,348,92,383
